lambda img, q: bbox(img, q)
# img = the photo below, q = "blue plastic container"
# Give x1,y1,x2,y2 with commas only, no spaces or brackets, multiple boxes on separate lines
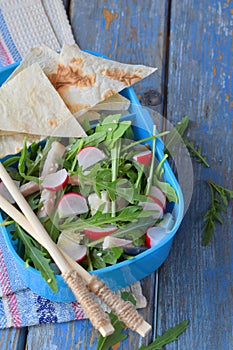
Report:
0,59,184,302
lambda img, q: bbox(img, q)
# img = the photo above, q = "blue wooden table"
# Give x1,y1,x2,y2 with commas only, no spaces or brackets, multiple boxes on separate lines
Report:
1,0,232,349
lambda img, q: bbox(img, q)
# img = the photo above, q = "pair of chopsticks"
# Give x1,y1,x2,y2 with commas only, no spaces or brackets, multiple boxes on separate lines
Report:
0,162,151,337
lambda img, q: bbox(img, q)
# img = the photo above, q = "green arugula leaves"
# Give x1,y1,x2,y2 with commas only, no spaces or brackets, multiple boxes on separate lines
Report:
202,180,233,246
14,225,58,292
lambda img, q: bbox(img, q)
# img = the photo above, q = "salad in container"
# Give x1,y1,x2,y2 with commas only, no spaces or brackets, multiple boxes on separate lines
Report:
0,45,184,302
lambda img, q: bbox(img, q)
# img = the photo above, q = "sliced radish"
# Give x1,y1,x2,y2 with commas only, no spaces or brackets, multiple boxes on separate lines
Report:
0,180,20,203
139,196,164,220
133,150,152,166
150,185,166,209
103,236,132,250
57,233,87,262
146,226,168,248
42,169,69,191
77,146,106,171
20,181,41,197
57,192,88,218
84,225,118,241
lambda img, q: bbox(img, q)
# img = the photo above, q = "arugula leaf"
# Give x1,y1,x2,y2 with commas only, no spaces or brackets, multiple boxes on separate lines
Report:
164,116,190,154
154,177,179,203
15,225,58,292
138,320,189,349
18,138,42,183
59,205,147,232
164,116,209,167
184,137,210,168
202,180,233,246
90,246,123,269
84,131,107,147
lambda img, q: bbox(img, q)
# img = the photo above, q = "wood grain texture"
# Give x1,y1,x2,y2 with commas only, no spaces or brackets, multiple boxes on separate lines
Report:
69,0,168,113
157,0,233,349
0,328,26,350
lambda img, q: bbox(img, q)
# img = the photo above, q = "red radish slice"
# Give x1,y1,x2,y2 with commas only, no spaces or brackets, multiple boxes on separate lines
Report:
84,225,118,241
77,146,106,171
0,180,20,203
133,150,152,166
139,196,164,220
42,169,69,191
103,236,132,250
57,192,88,218
148,195,164,211
146,226,168,248
150,185,166,209
57,233,87,262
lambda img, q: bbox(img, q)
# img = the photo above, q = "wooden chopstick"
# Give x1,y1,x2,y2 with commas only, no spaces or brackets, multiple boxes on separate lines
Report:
0,163,151,337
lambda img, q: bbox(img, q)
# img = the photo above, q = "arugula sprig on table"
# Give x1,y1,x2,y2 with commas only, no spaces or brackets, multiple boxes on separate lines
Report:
165,116,210,167
167,116,233,245
202,180,233,246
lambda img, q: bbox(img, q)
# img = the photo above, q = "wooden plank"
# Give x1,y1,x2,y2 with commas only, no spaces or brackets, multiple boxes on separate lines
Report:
157,0,233,349
0,328,27,350
69,0,169,112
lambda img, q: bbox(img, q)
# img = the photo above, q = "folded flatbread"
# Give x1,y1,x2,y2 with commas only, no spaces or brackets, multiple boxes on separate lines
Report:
0,133,44,159
0,63,86,138
6,46,58,83
48,44,157,116
91,93,130,111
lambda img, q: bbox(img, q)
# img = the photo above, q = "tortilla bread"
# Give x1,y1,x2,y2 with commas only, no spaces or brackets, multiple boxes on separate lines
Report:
91,93,130,111
48,44,157,116
0,63,86,138
0,133,44,159
5,46,59,83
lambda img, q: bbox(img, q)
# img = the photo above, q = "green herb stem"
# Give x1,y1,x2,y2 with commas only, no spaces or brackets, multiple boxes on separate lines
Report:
122,130,169,152
145,125,157,195
111,139,121,217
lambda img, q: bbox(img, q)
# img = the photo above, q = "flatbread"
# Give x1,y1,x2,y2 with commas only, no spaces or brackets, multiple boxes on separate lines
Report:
5,46,58,83
48,44,157,116
0,133,44,159
0,63,86,138
91,93,130,111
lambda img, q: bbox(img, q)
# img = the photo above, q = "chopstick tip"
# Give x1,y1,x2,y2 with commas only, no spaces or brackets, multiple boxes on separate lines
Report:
136,320,152,337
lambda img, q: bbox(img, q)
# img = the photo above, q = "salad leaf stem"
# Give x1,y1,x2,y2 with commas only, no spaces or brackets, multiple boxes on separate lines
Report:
184,137,210,167
111,139,121,217
135,164,145,190
145,125,157,195
122,131,170,152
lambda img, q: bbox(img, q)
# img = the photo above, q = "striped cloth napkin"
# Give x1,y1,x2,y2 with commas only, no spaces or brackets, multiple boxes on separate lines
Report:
0,0,146,328
0,0,74,68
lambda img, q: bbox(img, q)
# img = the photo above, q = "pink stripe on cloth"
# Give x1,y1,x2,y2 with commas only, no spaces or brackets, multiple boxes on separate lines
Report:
5,293,21,327
0,40,12,65
72,301,85,320
0,247,21,327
